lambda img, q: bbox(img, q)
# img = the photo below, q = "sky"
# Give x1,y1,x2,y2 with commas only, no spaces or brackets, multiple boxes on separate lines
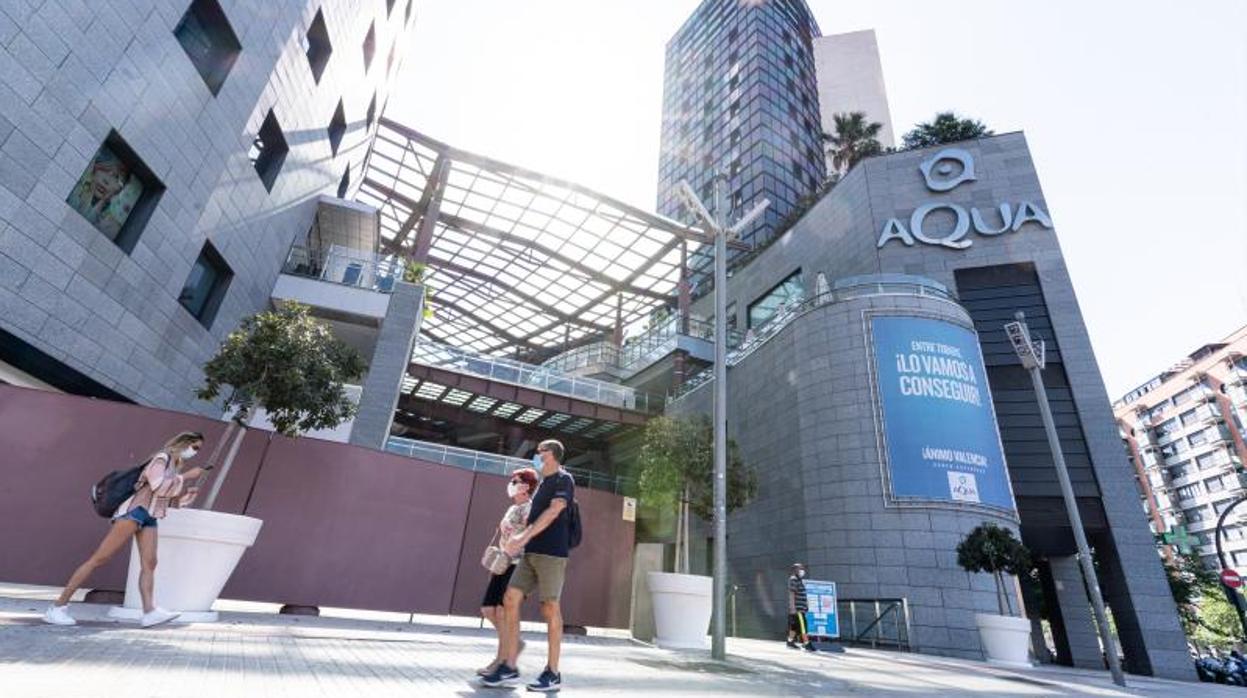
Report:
386,0,1247,399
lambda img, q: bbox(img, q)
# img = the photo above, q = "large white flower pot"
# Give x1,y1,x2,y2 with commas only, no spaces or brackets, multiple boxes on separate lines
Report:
975,613,1033,668
108,508,263,623
648,571,713,650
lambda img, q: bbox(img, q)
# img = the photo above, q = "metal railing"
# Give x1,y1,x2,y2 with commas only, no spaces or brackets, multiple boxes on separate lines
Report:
670,279,958,403
538,313,742,377
282,244,402,293
411,341,661,413
838,598,914,651
384,436,633,494
541,341,620,374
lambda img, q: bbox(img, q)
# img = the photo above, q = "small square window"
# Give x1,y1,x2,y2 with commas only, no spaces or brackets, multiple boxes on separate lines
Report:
366,93,377,129
250,109,288,193
174,0,241,96
178,242,232,327
66,130,166,254
337,165,350,198
363,22,376,72
328,99,346,156
305,9,333,84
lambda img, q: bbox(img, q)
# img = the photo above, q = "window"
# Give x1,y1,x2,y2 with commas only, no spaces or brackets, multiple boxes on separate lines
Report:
748,271,804,328
1189,429,1209,448
1176,483,1202,500
1169,462,1191,479
305,9,332,84
1196,451,1220,469
337,166,350,198
328,99,346,156
174,0,241,96
178,242,232,327
250,109,289,193
1186,506,1210,522
1179,408,1198,426
66,131,166,254
1207,476,1225,493
363,21,376,72
366,93,377,129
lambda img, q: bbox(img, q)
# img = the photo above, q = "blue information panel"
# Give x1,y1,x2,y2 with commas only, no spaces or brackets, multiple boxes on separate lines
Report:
870,316,1016,513
802,580,839,638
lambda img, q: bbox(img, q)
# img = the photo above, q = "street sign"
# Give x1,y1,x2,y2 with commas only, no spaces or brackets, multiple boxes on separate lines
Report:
1222,569,1242,589
802,580,839,638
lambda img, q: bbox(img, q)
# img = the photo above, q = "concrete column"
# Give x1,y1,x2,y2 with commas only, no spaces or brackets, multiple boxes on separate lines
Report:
349,282,424,450
1049,555,1104,670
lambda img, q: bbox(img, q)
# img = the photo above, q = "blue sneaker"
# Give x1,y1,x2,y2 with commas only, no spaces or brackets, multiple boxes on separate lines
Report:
480,663,520,688
526,667,561,692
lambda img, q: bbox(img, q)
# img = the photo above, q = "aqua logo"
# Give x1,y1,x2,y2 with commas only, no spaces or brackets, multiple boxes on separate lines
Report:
919,148,976,192
948,471,981,503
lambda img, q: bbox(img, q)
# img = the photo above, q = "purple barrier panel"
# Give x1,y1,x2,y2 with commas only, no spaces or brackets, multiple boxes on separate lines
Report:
223,435,475,614
449,472,636,629
0,385,256,588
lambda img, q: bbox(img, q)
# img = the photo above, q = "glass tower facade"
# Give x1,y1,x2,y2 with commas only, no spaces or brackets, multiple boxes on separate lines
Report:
657,0,825,270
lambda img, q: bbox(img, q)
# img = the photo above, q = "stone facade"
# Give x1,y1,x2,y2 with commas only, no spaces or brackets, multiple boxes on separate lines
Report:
0,0,414,413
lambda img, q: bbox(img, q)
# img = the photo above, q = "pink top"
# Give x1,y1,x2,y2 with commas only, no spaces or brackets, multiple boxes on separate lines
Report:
114,453,192,520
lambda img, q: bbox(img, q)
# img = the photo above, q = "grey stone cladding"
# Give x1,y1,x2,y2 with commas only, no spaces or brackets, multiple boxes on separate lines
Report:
679,133,1191,678
0,1,413,413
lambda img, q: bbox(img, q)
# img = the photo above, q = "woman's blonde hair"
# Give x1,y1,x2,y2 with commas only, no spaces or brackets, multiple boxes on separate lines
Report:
153,431,204,462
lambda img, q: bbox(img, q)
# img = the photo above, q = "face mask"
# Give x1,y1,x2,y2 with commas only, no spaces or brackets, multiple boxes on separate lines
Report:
507,482,522,498
181,447,199,460
532,454,543,468
797,570,805,578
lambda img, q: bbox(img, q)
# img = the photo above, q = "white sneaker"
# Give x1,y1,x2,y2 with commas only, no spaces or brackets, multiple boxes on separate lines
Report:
140,608,180,628
43,604,76,626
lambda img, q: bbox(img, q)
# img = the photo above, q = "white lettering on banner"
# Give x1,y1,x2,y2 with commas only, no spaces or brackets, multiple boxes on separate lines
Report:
876,149,1052,250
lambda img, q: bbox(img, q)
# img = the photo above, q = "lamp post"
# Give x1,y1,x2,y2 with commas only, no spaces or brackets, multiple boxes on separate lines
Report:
1004,311,1125,687
1212,494,1247,641
675,176,768,660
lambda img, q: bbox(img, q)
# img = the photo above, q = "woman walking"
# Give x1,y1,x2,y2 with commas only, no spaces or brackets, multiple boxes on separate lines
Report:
477,467,539,677
44,431,208,628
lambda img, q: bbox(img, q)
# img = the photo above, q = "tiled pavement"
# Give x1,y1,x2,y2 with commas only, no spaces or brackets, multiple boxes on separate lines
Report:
0,588,1227,697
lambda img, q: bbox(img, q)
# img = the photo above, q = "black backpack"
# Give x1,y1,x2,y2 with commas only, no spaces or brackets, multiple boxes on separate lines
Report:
567,499,583,550
90,461,148,518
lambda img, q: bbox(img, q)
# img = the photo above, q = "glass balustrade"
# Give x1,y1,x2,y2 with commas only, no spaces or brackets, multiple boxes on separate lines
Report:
282,244,402,293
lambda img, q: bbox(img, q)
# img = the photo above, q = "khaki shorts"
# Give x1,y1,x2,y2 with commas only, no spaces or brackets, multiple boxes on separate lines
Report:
508,553,568,602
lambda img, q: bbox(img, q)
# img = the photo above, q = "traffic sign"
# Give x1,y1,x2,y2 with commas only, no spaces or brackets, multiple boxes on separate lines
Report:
1222,568,1242,589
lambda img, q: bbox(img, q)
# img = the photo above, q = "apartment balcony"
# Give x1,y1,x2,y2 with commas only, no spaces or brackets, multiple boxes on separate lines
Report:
273,245,400,321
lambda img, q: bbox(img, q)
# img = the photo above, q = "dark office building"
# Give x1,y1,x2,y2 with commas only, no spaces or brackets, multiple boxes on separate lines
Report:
656,0,826,268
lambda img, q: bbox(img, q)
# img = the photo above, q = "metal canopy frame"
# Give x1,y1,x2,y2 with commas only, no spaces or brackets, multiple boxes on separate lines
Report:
358,117,741,357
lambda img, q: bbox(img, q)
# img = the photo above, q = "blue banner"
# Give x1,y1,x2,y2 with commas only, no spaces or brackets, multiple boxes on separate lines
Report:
802,580,839,638
870,316,1016,512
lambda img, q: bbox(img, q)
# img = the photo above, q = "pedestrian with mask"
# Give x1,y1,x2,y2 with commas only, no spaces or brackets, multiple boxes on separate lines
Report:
44,431,207,628
482,439,576,692
476,467,540,678
787,562,815,651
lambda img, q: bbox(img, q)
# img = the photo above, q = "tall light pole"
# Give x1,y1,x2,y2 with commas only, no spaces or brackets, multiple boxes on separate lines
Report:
1004,311,1126,687
675,176,768,660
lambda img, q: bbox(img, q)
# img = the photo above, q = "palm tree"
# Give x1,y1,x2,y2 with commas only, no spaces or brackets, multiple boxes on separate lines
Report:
901,111,993,149
823,111,884,177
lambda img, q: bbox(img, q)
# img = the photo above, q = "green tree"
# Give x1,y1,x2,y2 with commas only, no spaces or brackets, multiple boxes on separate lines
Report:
636,414,758,574
824,111,884,176
901,111,994,149
957,522,1032,616
1166,551,1242,650
195,302,366,509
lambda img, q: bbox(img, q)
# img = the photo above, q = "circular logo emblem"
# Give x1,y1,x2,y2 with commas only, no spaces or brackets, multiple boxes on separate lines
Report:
919,148,976,192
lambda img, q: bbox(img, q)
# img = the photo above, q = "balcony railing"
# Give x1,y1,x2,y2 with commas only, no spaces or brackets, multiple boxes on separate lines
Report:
538,313,742,378
412,341,661,412
385,436,633,494
282,244,402,293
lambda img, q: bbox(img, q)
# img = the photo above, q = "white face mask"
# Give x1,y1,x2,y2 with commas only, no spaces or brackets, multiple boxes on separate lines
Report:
532,453,543,468
797,569,805,578
181,447,199,460
507,482,523,498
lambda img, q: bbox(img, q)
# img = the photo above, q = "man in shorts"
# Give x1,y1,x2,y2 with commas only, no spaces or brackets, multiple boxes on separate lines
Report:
482,439,575,692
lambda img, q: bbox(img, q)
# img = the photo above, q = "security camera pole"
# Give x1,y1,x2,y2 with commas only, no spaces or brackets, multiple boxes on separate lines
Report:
676,175,768,660
1004,311,1125,687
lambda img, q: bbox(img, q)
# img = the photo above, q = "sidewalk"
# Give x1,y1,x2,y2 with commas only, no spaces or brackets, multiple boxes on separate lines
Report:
0,586,1222,697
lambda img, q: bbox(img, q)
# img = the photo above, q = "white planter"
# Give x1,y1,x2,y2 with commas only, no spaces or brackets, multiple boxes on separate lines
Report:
647,571,713,650
108,508,263,623
975,613,1033,668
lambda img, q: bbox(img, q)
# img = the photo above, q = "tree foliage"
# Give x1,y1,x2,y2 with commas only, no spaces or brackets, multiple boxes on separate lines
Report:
635,414,757,521
901,111,993,149
197,302,366,436
957,522,1032,615
1166,551,1242,650
824,111,884,175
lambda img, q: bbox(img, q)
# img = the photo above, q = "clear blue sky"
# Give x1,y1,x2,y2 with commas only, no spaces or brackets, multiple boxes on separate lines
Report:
387,0,1247,398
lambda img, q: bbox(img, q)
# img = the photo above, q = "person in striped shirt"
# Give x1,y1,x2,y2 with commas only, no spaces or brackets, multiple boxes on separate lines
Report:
786,562,814,651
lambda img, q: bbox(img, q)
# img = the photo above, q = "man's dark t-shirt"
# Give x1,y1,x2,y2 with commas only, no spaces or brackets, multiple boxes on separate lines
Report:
525,469,575,558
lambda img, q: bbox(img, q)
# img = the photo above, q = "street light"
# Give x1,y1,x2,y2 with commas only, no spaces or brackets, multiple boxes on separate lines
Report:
1004,311,1126,687
675,175,768,661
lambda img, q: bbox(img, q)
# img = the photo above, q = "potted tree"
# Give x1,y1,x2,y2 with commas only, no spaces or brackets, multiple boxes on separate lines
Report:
636,414,757,649
110,303,365,622
956,522,1033,667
